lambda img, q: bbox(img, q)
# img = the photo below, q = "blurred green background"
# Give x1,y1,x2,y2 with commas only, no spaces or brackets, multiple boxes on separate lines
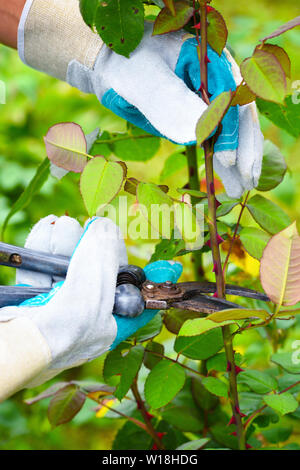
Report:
0,0,299,449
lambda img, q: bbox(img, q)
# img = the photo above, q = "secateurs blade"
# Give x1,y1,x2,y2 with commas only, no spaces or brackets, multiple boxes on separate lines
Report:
0,241,270,315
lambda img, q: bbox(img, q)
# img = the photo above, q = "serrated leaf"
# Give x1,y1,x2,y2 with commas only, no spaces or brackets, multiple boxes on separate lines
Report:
231,82,256,106
150,237,185,262
130,313,163,342
137,182,174,238
196,91,232,145
258,44,291,78
162,406,203,432
144,341,164,369
152,1,193,35
246,194,291,235
79,0,99,27
44,122,88,172
177,438,210,450
48,384,86,427
103,345,144,401
260,222,300,307
202,377,228,397
80,156,125,216
1,158,50,238
238,370,278,394
239,227,271,260
216,193,241,217
95,0,144,57
263,392,298,416
260,16,300,42
241,50,287,103
144,360,186,409
207,8,228,56
111,128,160,161
174,318,233,360
163,309,200,334
257,95,300,138
271,351,300,374
207,308,270,323
256,140,287,191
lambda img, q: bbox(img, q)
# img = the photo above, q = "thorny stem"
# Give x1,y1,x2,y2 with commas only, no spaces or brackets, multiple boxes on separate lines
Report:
185,145,205,280
222,191,250,277
131,378,165,450
198,2,246,449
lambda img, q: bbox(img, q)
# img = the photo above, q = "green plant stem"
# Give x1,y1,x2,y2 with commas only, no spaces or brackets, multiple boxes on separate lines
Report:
222,191,250,277
198,2,246,450
186,144,205,280
131,378,165,450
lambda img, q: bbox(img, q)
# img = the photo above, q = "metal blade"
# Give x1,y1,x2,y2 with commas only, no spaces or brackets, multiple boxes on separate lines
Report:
178,282,270,302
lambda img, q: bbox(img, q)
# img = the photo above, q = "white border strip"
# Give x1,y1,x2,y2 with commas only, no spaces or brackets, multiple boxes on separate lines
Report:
17,0,35,64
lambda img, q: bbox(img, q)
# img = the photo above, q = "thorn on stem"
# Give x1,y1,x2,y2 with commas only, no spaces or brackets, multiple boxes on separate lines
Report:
212,262,218,275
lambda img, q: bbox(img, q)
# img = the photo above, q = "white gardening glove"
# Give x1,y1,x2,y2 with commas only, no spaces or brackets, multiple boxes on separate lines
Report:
0,215,127,385
18,0,263,198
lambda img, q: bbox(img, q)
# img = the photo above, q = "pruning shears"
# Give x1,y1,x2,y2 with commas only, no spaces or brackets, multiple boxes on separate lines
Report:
0,241,270,315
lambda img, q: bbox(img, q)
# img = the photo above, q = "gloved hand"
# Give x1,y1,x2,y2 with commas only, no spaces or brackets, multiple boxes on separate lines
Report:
0,215,182,388
18,0,263,197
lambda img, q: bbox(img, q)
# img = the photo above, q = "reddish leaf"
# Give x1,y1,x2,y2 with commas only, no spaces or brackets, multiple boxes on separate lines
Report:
44,122,88,173
231,83,256,106
258,44,291,78
48,384,86,427
260,15,300,42
153,1,194,35
260,222,300,307
163,0,175,16
207,8,228,56
241,49,287,104
25,382,69,405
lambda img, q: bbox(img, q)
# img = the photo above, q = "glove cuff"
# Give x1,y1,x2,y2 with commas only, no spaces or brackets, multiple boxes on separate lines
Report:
18,0,103,81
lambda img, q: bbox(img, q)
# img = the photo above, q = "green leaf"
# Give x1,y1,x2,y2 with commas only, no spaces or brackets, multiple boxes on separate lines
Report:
207,352,243,373
162,0,175,16
131,313,163,342
160,153,187,181
216,193,241,217
196,91,232,145
207,8,228,56
1,158,50,238
177,188,207,199
152,1,193,35
257,95,300,138
111,128,160,161
263,392,298,416
241,49,287,103
202,377,228,397
79,0,99,27
239,227,271,260
246,194,291,235
161,406,203,432
262,426,292,444
80,156,125,216
260,16,300,42
144,360,186,409
257,140,287,192
137,182,174,238
95,0,144,57
103,345,144,400
163,309,200,335
112,420,152,450
174,318,232,360
48,384,86,427
207,308,270,323
259,44,291,78
231,82,256,106
144,341,164,369
271,352,300,374
44,122,88,172
191,377,218,411
260,223,300,307
150,236,186,262
177,438,210,450
238,370,278,394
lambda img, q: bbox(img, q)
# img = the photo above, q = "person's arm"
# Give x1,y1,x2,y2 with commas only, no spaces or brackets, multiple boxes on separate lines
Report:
0,0,25,49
